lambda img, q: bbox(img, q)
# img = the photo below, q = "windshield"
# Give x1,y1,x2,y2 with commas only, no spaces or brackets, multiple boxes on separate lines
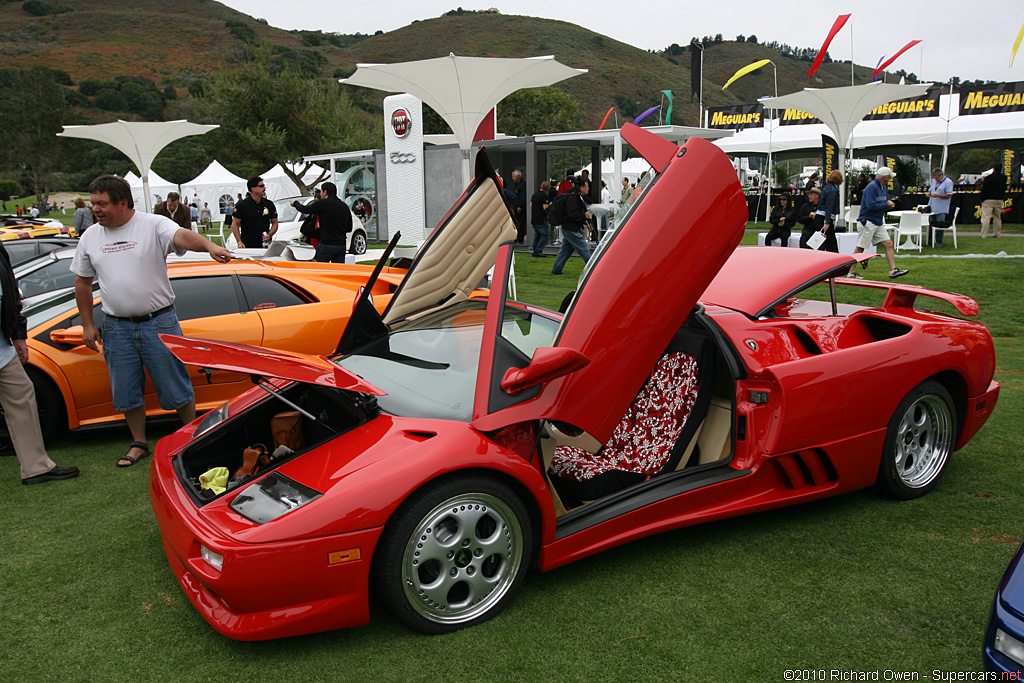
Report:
335,300,559,421
335,301,488,421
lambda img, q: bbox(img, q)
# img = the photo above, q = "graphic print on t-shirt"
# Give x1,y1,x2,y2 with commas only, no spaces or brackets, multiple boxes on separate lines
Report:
100,241,138,254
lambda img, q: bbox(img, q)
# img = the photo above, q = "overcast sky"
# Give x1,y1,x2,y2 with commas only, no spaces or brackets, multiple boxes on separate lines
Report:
218,1,1023,87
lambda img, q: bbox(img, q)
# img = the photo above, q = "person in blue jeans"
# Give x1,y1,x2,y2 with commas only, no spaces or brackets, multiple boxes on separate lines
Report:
551,178,592,275
926,168,954,246
530,181,551,257
71,175,233,468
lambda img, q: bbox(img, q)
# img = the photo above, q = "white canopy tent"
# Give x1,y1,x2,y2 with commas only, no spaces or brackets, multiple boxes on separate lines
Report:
260,163,328,201
580,157,655,188
760,82,934,224
341,54,587,184
57,119,218,212
127,170,178,210
180,160,246,222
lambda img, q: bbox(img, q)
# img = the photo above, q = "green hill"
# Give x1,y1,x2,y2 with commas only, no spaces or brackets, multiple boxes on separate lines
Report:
0,0,892,127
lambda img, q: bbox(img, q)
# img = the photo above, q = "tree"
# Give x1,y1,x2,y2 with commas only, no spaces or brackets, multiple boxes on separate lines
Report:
195,59,381,193
496,87,585,137
0,67,68,208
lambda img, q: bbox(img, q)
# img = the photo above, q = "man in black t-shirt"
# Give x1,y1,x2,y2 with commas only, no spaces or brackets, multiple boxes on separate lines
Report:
231,176,278,248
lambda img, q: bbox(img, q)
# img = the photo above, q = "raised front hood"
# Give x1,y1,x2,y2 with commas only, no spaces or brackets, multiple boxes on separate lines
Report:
159,334,386,395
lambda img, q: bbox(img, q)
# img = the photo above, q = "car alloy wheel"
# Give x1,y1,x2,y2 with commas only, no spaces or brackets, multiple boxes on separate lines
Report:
876,380,955,499
375,475,533,634
350,231,367,255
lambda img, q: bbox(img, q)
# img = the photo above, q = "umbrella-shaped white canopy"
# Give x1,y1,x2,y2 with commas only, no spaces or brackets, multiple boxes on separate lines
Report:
341,54,586,182
760,82,933,224
760,82,934,151
58,119,218,211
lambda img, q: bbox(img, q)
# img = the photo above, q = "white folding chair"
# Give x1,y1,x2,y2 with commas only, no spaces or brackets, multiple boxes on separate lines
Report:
895,213,923,253
929,206,959,249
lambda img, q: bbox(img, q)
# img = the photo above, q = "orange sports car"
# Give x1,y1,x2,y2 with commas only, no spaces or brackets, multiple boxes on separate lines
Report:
23,258,405,441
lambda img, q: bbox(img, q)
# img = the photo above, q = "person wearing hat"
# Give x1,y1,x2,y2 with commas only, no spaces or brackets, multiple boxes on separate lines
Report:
796,187,821,247
848,166,908,279
765,194,796,246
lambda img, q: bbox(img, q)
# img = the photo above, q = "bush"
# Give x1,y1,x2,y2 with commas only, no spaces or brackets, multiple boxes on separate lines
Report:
62,86,89,107
78,78,103,96
93,87,125,111
0,179,23,199
21,0,70,15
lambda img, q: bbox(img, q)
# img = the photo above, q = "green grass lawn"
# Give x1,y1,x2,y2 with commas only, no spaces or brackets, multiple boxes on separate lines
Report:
1,236,1022,681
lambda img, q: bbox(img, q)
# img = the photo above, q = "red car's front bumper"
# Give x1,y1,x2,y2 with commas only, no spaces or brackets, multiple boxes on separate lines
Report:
149,444,384,641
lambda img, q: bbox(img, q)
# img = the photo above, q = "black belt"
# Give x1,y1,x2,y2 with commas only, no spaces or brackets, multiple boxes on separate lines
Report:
108,304,175,323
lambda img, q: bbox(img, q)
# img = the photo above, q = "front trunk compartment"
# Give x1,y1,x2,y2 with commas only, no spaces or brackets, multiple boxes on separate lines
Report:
174,382,379,506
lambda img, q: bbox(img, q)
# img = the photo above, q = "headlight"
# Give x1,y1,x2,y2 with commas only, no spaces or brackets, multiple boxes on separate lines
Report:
229,473,322,525
194,401,230,437
995,628,1024,666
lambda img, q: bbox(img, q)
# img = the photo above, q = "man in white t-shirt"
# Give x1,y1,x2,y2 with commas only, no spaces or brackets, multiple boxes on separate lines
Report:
71,175,232,468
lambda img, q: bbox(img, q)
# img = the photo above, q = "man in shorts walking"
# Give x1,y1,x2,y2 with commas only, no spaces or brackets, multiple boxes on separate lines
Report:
848,167,908,280
71,176,233,468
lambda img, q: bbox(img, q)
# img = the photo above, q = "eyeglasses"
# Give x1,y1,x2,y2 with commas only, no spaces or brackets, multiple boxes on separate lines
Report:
255,184,265,188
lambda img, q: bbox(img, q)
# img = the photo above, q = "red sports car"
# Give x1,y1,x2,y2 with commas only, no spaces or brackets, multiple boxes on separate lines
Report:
150,124,999,640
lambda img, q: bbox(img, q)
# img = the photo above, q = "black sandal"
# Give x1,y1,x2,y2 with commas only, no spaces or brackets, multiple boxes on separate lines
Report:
117,441,150,468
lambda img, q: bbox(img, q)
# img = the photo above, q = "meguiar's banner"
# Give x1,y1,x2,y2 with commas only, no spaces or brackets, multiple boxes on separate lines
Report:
885,156,898,192
1005,149,1021,184
959,81,1024,115
864,87,941,120
779,108,821,126
706,104,764,129
822,135,838,177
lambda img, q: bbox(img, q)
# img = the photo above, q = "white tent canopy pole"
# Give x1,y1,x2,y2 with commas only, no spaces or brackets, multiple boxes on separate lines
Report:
341,55,586,185
58,120,218,212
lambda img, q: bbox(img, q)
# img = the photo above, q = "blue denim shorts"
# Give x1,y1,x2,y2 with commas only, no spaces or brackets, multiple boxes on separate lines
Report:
101,309,194,413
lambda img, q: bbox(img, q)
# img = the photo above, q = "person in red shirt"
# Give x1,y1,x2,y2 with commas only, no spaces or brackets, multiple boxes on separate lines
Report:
557,171,574,195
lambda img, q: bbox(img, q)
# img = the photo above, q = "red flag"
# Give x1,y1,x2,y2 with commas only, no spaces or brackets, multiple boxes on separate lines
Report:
807,14,851,79
873,40,922,75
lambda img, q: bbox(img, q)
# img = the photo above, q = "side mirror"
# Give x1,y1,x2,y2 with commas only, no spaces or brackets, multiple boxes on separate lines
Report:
50,325,85,346
500,347,589,396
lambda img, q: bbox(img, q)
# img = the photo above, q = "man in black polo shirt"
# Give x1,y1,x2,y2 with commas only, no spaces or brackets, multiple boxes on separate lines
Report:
231,176,278,248
291,181,353,263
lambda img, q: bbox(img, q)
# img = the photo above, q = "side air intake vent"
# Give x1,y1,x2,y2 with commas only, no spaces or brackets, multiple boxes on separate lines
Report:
775,449,838,489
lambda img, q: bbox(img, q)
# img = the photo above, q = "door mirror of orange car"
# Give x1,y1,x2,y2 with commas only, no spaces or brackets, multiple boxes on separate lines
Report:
500,347,590,396
50,326,85,346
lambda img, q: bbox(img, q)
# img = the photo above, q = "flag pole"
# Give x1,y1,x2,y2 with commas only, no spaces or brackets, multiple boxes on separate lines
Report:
850,17,855,85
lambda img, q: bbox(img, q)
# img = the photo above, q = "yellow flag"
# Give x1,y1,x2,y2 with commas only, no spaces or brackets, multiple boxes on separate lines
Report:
1012,20,1024,67
722,59,772,90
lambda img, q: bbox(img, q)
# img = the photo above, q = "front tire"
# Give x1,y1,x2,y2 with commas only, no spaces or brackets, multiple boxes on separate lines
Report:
875,380,956,499
374,474,533,634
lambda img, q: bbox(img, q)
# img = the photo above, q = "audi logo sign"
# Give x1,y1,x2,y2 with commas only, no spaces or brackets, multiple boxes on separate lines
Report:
391,109,411,138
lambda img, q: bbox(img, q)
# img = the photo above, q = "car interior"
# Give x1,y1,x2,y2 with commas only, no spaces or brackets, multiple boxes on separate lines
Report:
541,316,736,516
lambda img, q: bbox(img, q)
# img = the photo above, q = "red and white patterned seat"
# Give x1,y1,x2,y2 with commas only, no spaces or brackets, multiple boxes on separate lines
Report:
549,351,701,500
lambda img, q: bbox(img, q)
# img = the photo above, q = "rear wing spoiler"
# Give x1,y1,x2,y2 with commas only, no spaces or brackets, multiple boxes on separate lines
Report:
840,278,979,316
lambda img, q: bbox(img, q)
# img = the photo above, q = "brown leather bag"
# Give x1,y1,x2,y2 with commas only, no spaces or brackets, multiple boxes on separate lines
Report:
233,444,269,479
271,411,305,451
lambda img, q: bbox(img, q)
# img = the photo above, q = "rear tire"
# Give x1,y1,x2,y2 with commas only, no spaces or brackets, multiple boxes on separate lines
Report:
373,474,533,634
875,380,955,500
350,231,367,255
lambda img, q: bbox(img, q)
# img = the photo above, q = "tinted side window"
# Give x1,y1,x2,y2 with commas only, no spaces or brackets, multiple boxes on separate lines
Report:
238,275,309,311
5,241,38,266
18,259,76,299
170,276,241,321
